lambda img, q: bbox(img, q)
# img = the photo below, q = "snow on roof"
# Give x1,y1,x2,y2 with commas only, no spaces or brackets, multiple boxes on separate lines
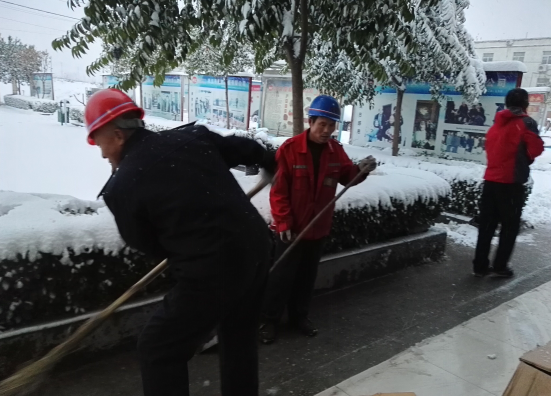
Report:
166,70,188,76
482,61,527,73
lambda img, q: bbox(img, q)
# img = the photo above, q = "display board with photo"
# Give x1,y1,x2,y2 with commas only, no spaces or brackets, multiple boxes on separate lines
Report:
350,70,521,161
444,100,494,127
411,100,440,151
188,75,252,129
350,92,412,149
261,77,319,134
441,130,486,156
142,75,182,121
32,73,54,100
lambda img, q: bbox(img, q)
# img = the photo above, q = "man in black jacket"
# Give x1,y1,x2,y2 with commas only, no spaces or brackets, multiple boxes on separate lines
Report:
85,89,275,396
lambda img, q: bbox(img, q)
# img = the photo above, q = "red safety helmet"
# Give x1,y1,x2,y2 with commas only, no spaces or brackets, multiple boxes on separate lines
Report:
85,89,144,145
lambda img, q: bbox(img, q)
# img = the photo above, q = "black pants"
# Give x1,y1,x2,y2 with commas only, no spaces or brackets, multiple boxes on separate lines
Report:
138,254,269,396
262,238,325,324
473,181,525,272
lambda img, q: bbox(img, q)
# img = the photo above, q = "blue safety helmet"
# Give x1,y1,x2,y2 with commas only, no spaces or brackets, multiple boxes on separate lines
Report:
308,95,341,122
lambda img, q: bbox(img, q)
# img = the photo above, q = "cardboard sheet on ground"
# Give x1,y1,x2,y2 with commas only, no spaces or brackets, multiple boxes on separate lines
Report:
503,341,551,396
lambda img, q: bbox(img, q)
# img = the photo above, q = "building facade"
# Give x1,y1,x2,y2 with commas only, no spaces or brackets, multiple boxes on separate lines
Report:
474,37,551,88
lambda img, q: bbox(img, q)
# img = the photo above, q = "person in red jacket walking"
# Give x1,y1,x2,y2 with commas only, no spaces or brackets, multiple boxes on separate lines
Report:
260,95,377,344
473,88,544,278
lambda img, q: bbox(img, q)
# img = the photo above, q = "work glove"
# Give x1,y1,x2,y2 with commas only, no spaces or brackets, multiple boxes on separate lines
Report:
280,230,294,243
358,156,377,173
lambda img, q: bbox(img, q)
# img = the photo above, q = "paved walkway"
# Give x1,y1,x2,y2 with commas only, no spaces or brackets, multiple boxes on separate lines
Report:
316,279,551,396
41,226,551,396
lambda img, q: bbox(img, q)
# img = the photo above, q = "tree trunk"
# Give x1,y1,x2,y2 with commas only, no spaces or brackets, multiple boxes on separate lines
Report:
392,89,404,157
286,48,305,136
11,78,17,95
225,75,230,129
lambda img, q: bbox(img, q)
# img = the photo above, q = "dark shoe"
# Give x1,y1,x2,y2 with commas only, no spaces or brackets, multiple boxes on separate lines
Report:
259,322,277,344
294,318,318,337
490,267,514,278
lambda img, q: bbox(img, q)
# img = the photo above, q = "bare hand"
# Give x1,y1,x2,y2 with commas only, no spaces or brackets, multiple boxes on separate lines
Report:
280,230,294,243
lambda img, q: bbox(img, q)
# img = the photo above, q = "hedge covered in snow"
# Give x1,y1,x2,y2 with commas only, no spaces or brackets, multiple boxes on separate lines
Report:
0,167,449,330
69,107,85,123
3,95,58,114
342,145,534,217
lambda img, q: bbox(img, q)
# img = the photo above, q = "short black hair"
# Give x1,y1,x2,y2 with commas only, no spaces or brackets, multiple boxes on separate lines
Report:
309,116,319,124
505,88,529,110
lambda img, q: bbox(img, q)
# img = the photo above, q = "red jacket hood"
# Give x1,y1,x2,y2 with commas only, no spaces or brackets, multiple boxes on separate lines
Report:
494,108,526,126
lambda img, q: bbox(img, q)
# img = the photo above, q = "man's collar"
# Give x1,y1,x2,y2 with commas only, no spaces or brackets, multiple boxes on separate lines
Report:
119,128,151,161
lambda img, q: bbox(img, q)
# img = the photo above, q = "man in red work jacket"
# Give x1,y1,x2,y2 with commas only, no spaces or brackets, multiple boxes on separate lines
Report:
473,88,544,278
260,95,377,344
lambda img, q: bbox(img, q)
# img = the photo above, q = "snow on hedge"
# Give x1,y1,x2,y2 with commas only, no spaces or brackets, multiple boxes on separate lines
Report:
342,144,485,183
0,191,123,262
0,166,450,263
237,166,450,223
3,95,58,113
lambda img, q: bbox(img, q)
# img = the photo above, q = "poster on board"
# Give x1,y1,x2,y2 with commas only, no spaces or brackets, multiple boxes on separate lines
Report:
527,92,547,126
85,88,101,103
182,75,189,123
142,75,182,121
250,81,262,121
351,71,519,161
261,77,319,135
188,75,252,129
32,73,54,100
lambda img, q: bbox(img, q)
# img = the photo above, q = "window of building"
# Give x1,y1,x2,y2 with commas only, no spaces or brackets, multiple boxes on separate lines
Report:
512,52,525,62
542,51,551,65
536,78,550,87
482,53,494,62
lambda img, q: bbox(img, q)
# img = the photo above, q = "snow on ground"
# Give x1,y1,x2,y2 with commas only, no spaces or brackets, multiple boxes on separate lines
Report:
1,79,101,109
436,222,536,247
523,169,551,225
0,106,112,200
53,78,101,108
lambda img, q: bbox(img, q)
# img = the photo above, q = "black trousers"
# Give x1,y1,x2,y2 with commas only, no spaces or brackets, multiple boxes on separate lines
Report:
138,253,269,396
262,238,325,324
473,181,525,272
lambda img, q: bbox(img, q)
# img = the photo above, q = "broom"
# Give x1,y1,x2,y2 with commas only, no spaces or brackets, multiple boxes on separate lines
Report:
0,165,370,394
0,177,271,396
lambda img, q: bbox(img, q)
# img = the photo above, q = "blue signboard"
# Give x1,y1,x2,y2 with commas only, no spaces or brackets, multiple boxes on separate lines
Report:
377,71,519,97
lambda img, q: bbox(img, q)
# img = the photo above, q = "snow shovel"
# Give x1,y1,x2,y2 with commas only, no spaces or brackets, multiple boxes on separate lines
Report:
199,166,372,352
0,176,271,396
